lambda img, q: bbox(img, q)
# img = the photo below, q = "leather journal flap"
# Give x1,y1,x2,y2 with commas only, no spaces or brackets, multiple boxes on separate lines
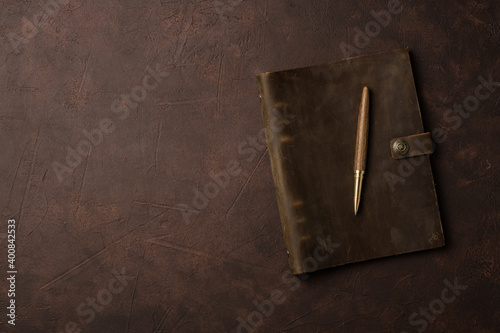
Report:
390,132,434,160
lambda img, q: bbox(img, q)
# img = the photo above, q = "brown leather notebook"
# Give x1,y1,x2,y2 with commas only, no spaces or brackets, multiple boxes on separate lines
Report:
256,49,445,274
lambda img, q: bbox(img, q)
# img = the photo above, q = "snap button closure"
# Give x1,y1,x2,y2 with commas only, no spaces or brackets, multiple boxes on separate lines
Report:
390,132,434,160
393,139,410,155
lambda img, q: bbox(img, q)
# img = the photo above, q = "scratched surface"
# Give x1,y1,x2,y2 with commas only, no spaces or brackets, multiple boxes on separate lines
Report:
0,0,498,332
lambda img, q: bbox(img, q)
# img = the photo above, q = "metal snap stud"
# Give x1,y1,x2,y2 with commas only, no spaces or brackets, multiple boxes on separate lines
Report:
393,139,410,155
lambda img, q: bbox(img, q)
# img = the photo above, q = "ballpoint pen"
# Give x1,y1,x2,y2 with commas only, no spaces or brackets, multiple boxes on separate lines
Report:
354,86,369,215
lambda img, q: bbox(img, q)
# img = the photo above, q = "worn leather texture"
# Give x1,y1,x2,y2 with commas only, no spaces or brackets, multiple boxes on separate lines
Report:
1,1,498,332
256,49,444,274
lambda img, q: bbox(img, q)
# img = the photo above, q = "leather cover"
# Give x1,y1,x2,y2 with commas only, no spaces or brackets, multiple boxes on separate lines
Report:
256,49,445,274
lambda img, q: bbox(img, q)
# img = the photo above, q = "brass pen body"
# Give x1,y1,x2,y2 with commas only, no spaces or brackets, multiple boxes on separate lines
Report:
354,86,370,215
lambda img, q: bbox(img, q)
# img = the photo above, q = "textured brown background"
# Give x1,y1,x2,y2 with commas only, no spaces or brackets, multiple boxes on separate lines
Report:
0,0,498,332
